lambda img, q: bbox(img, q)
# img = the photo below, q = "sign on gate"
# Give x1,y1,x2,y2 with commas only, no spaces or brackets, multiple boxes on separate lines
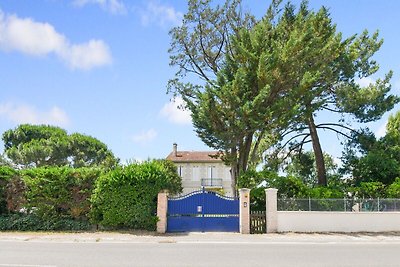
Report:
167,189,239,232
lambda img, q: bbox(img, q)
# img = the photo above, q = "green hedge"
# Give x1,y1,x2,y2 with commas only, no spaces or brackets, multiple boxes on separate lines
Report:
21,167,101,221
0,213,91,231
0,166,16,214
90,160,182,230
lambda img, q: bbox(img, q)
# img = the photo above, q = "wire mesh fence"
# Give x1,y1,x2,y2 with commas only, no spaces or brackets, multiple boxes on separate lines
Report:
278,198,400,212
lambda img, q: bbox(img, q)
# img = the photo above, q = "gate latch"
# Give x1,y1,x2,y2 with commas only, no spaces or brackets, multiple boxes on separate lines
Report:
197,206,202,213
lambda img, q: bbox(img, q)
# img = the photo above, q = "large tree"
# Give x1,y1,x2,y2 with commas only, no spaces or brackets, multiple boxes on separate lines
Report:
169,0,399,194
168,0,256,195
169,0,340,193
2,124,118,169
341,111,400,186
253,3,398,186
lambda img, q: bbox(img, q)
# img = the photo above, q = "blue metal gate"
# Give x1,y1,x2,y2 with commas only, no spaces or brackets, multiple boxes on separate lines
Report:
167,189,239,232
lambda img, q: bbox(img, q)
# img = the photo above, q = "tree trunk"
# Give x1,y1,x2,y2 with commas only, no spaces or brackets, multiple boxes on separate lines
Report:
230,147,239,198
307,114,327,186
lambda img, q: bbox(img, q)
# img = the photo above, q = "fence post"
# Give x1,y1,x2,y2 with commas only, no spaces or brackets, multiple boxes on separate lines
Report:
239,188,250,234
378,197,380,212
265,188,278,233
156,191,168,234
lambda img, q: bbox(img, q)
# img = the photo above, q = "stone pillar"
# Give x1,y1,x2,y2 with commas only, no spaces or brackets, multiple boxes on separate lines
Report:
266,188,278,233
239,188,250,234
156,191,168,234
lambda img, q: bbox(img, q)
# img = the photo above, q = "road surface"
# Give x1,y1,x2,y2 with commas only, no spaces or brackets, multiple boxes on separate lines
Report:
0,232,399,266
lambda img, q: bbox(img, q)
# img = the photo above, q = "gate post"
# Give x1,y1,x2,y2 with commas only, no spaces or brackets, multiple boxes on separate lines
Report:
157,191,168,234
239,188,250,234
265,188,278,233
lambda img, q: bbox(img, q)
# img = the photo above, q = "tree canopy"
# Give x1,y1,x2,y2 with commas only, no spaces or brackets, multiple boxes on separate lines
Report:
168,0,399,193
2,124,118,169
341,111,400,186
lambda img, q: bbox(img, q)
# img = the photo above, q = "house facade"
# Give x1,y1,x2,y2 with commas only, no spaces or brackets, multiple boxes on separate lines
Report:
166,143,233,196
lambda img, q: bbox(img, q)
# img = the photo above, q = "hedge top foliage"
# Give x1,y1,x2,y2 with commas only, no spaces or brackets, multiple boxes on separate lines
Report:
90,160,182,230
0,166,16,181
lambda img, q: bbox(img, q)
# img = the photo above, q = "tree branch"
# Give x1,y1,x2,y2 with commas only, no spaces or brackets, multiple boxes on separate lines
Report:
316,126,352,139
316,123,357,133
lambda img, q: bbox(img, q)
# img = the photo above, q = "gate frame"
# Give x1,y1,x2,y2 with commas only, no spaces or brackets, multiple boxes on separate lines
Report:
157,188,250,234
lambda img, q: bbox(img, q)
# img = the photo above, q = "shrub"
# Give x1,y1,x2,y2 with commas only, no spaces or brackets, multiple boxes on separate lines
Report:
0,213,91,231
309,186,344,199
354,181,386,198
386,178,400,198
0,166,17,214
250,187,266,211
21,167,101,221
270,175,310,198
90,160,182,230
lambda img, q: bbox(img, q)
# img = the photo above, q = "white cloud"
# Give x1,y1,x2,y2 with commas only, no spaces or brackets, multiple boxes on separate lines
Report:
0,102,70,126
0,10,112,70
132,129,157,145
139,1,183,27
333,157,342,168
356,77,375,87
59,40,112,70
72,0,127,15
160,97,192,125
375,120,387,138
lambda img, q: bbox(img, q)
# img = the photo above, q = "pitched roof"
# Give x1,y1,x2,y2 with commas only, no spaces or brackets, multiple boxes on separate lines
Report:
166,151,223,163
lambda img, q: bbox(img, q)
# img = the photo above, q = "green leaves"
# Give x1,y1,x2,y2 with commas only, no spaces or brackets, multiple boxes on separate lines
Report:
21,167,101,220
90,160,182,230
2,124,118,169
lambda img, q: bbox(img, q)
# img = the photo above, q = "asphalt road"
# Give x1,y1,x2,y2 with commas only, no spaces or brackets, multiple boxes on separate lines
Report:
1,235,400,267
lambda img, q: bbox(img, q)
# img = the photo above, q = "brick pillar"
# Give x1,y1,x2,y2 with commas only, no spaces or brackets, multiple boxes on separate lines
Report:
239,188,250,234
156,191,168,234
265,188,278,233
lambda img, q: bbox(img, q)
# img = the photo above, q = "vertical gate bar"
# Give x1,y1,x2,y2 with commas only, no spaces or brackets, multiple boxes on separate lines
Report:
202,187,205,232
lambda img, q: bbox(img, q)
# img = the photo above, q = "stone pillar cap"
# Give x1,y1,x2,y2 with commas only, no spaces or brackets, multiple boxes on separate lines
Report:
239,188,250,192
265,188,278,192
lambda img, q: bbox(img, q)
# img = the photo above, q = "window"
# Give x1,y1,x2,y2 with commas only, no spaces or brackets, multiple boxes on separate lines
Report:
208,166,216,178
192,166,200,181
177,165,184,177
224,167,232,181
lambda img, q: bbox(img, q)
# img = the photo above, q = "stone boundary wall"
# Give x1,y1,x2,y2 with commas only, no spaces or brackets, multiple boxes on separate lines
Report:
265,188,400,233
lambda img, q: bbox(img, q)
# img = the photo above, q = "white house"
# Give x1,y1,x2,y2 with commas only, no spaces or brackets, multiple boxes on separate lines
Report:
166,143,233,196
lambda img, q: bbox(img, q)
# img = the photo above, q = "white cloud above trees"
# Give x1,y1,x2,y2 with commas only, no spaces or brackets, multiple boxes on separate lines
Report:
0,102,70,126
160,97,192,125
138,1,183,27
356,77,375,87
132,129,158,145
72,0,127,15
0,10,112,70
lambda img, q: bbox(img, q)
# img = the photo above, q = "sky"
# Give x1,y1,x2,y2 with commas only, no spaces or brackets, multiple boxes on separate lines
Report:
0,0,399,164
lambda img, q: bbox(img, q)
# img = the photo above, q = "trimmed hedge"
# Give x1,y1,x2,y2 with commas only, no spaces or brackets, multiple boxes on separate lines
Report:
21,167,101,221
0,166,16,214
0,213,91,231
90,160,182,230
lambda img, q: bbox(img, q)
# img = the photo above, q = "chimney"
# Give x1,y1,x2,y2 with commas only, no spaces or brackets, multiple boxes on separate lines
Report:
173,143,177,156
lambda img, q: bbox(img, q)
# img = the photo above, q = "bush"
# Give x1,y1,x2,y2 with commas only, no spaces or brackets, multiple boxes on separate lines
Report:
268,175,310,198
21,167,101,221
90,160,182,230
386,178,400,198
250,187,266,211
354,181,386,198
0,213,91,231
0,166,17,214
309,186,344,199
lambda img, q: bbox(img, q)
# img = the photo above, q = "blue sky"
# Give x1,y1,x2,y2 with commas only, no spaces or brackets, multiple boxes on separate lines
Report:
0,0,399,163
